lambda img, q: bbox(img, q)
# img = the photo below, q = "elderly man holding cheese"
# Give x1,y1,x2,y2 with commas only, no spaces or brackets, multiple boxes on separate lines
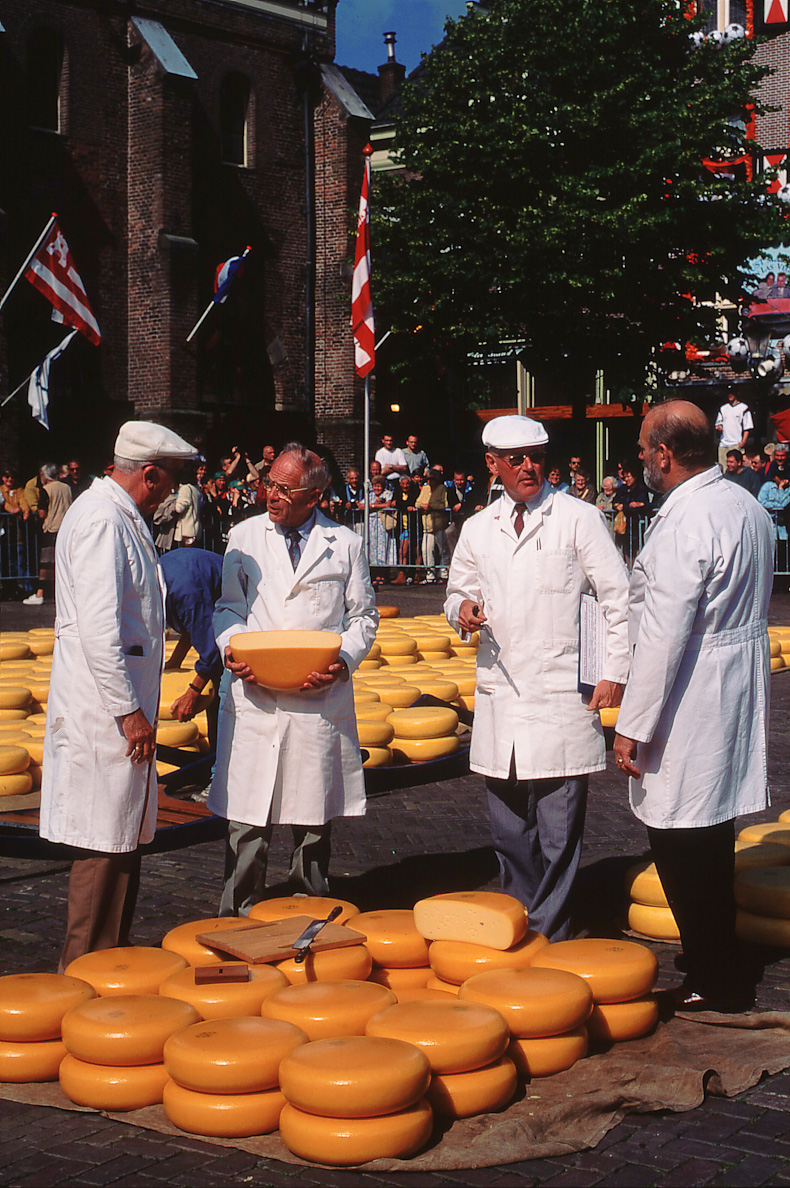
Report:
444,415,630,940
209,443,378,916
40,421,198,969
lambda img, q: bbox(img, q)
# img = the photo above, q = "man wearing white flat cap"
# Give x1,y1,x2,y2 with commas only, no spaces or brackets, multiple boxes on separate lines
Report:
445,415,630,939
40,420,198,968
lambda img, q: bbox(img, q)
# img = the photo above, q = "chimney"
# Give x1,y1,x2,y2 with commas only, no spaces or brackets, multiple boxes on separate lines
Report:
378,31,405,105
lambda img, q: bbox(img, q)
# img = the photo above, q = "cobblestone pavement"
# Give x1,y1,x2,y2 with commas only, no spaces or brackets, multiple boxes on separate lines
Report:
2,590,790,1185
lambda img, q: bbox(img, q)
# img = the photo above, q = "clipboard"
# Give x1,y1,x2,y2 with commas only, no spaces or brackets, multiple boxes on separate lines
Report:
578,593,607,694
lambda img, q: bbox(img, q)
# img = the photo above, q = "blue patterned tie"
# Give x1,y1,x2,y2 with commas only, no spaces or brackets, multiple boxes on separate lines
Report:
286,529,302,571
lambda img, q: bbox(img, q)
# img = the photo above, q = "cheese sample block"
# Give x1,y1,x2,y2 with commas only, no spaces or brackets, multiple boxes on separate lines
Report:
365,999,509,1074
278,1099,433,1165
164,1078,286,1137
61,995,200,1066
262,980,395,1041
0,973,96,1042
275,945,373,986
426,1055,517,1118
625,861,668,909
460,968,592,1038
387,707,459,740
247,895,359,925
736,909,790,948
413,891,527,950
0,1038,67,1082
368,966,431,992
735,867,790,919
59,1054,169,1110
348,910,430,969
164,1017,307,1094
391,736,460,763
627,902,681,941
428,930,549,985
586,997,659,1044
161,917,260,966
737,823,790,848
507,1027,589,1078
159,963,288,1020
279,1035,431,1118
65,947,187,996
531,939,658,1004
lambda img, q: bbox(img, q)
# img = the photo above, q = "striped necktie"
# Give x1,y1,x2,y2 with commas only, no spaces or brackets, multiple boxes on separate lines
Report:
514,503,526,537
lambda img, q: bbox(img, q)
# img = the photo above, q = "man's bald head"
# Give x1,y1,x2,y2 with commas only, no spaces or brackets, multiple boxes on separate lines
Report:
639,400,714,495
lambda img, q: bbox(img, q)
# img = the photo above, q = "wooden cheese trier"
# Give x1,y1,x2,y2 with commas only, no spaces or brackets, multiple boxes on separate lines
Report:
195,916,368,965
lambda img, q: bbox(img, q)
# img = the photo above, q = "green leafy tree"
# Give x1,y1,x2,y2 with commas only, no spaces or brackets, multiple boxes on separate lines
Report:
374,0,787,397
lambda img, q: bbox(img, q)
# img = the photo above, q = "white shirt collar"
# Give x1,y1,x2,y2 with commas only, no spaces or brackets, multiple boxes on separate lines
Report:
499,482,550,519
277,509,316,541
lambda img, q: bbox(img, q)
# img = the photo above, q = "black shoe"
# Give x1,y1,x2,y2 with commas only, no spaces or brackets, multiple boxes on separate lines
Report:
660,982,754,1014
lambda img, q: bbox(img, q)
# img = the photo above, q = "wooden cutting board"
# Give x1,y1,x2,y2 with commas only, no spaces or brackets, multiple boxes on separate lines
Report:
195,916,368,964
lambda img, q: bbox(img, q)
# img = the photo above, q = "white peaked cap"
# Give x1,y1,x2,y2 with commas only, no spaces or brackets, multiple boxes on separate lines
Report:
114,421,199,462
482,414,549,450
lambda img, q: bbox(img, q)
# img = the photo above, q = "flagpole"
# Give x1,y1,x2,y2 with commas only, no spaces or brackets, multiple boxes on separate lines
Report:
0,213,57,315
363,375,371,556
0,370,35,408
185,246,251,344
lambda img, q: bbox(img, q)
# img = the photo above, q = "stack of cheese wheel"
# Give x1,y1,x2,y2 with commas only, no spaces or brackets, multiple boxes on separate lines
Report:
163,1016,308,1137
735,833,790,947
532,939,659,1046
0,741,33,798
278,1036,433,1164
245,896,373,985
65,946,188,996
366,997,514,1120
0,973,95,1083
767,626,790,673
736,822,790,948
351,909,433,995
388,706,460,765
60,994,199,1110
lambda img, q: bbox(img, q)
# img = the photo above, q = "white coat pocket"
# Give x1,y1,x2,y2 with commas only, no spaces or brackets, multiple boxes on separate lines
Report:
536,549,574,593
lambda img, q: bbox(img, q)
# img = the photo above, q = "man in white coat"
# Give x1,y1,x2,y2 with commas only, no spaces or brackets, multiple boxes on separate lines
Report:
209,444,378,915
40,421,198,970
444,416,630,940
615,401,774,1012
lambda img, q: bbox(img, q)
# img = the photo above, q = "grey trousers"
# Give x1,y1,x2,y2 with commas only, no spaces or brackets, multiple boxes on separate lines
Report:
485,768,588,941
218,819,332,917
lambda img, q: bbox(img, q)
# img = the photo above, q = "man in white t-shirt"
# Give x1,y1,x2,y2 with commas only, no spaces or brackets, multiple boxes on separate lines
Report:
715,391,753,470
375,434,408,479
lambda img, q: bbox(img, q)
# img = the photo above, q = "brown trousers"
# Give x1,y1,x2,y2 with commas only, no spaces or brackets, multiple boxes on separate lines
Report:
58,849,142,973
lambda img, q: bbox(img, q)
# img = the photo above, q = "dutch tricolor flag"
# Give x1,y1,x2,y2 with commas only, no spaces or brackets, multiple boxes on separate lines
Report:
213,247,250,305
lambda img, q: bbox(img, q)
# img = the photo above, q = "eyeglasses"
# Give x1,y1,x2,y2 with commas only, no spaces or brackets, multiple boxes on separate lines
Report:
261,476,312,501
494,450,546,468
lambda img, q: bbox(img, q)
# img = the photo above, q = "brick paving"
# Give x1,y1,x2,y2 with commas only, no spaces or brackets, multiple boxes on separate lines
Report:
2,590,790,1185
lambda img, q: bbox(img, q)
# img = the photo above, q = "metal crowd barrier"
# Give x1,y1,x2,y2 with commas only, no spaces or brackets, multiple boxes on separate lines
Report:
0,513,40,589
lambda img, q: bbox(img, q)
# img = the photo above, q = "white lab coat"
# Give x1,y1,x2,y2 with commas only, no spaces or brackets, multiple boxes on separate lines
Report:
40,478,165,852
444,485,630,780
617,467,774,828
208,510,378,827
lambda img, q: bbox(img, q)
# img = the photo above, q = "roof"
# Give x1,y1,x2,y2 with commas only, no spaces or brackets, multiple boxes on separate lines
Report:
320,64,374,120
131,17,197,80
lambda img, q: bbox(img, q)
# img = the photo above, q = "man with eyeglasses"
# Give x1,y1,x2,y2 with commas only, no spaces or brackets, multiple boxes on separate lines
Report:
445,415,630,941
64,458,90,498
209,442,378,915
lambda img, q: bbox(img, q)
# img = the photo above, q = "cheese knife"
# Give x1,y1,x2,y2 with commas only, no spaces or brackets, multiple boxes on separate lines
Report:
292,904,343,963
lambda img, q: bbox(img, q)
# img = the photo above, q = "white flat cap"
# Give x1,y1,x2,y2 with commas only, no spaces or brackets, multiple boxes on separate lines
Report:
482,414,549,450
114,421,199,463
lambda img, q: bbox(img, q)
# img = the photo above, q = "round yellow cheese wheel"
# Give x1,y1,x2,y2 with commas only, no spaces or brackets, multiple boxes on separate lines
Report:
770,657,785,673
0,973,96,1042
408,679,459,702
425,974,460,995
362,746,392,768
0,644,31,661
382,654,419,668
0,687,33,710
507,1027,589,1078
0,709,29,721
370,684,421,709
163,1078,286,1137
780,810,790,823
65,947,188,996
413,891,528,951
459,968,592,1038
586,996,659,1044
365,642,382,660
378,636,417,656
62,995,200,1066
0,1037,66,1082
155,721,200,747
358,660,381,671
275,945,373,986
262,979,395,1041
357,720,395,748
598,707,620,728
193,713,209,738
358,671,405,685
428,930,549,985
365,999,509,1074
735,867,790,919
411,634,451,652
391,736,460,763
164,1016,307,1093
456,694,476,712
445,673,476,697
771,640,783,658
59,1053,168,1110
627,902,680,940
0,771,34,797
25,713,47,725
736,909,790,947
531,939,658,1004
161,917,260,966
247,895,359,925
735,840,790,871
27,762,42,790
27,638,54,657
368,966,431,991
737,822,790,848
625,861,668,908
0,744,31,775
25,683,49,704
279,1035,431,1118
0,733,30,749
355,702,395,722
160,964,288,1020
279,1098,433,1165
426,1055,517,1118
347,910,430,969
353,689,381,705
23,739,44,766
387,707,459,740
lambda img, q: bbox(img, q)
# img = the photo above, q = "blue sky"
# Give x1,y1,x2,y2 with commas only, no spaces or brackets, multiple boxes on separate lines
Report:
334,0,470,74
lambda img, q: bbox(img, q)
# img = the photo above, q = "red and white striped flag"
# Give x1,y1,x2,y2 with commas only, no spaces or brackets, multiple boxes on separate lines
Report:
25,221,101,346
352,146,375,378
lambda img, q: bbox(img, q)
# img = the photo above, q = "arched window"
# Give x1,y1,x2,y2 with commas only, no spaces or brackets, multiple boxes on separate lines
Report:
220,73,250,166
28,29,65,132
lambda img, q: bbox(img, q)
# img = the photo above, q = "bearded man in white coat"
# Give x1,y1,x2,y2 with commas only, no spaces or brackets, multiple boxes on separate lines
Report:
40,421,198,970
444,416,630,940
615,402,774,1012
209,444,378,915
